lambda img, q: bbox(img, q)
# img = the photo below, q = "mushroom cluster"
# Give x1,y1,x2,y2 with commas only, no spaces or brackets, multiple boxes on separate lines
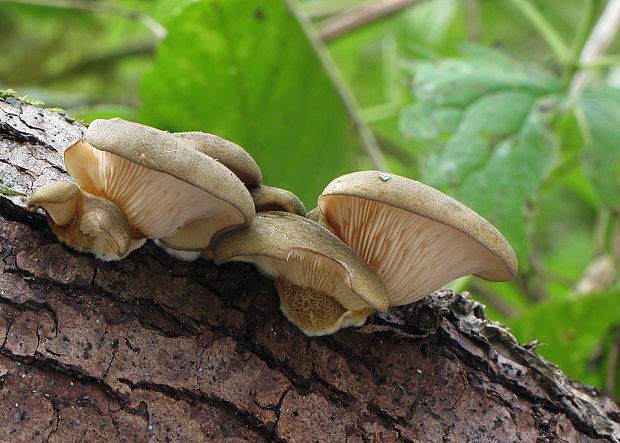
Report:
28,118,518,336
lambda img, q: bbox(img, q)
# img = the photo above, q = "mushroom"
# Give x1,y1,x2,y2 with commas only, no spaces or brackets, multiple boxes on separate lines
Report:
250,185,306,216
174,131,305,216
64,118,255,256
173,131,262,186
312,171,518,306
27,181,145,260
213,211,389,335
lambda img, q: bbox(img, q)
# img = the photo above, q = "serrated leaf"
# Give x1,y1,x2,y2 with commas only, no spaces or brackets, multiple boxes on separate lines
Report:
580,87,620,208
137,0,364,206
399,54,562,262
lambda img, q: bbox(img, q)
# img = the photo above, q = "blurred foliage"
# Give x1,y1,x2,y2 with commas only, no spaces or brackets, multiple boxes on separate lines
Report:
1,0,620,399
137,0,362,205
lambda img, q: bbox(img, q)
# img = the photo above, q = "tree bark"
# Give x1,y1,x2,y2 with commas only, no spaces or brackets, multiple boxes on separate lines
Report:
0,96,619,442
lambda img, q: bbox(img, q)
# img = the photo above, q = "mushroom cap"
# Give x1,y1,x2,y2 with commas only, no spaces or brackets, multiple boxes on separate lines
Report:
213,211,389,335
27,180,81,226
27,181,144,260
65,118,255,248
317,171,518,306
173,131,262,186
250,185,306,216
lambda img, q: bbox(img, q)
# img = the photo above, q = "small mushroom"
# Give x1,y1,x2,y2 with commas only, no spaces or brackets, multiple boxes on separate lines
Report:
64,118,255,254
250,185,306,216
174,131,306,217
173,131,262,186
27,181,145,260
313,171,518,306
213,211,389,336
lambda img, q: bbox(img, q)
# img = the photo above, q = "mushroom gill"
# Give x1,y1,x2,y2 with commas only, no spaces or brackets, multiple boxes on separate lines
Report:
319,195,510,306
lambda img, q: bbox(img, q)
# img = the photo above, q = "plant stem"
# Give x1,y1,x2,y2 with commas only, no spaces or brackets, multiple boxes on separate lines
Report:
464,0,481,42
509,0,570,62
569,0,620,100
563,0,597,85
0,0,167,39
301,0,362,20
318,0,425,42
605,327,620,398
287,0,389,171
579,54,620,68
594,209,611,256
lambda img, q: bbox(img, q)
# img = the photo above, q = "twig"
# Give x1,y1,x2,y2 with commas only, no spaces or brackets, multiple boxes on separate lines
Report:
569,0,620,99
0,0,167,40
287,0,388,171
301,0,361,20
319,0,425,42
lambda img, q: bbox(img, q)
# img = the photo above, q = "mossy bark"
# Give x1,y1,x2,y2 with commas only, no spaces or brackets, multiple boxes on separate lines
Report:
0,97,619,442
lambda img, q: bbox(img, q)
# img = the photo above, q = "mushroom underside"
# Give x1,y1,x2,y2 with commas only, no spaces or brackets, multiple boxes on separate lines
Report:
65,141,246,240
229,249,377,335
29,184,144,260
319,195,512,306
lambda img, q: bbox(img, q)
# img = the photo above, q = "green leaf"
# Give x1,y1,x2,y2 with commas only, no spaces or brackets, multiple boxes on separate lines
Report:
580,87,620,208
138,0,364,206
399,53,562,262
508,291,620,391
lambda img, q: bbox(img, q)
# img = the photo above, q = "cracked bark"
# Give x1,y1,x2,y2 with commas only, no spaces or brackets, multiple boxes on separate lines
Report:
0,97,619,442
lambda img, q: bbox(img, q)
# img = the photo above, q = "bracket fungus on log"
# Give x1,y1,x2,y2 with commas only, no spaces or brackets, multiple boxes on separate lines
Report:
27,181,145,260
311,171,518,306
63,118,255,257
213,211,390,336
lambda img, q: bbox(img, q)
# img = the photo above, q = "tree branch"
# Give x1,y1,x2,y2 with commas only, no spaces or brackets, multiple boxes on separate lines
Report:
318,0,425,42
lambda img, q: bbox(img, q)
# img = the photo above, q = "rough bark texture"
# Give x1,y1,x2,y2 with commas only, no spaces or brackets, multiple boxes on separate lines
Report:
0,96,619,442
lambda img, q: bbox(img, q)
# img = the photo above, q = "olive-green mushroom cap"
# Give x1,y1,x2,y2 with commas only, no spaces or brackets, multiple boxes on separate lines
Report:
213,211,389,335
250,185,306,216
65,118,255,250
317,171,518,306
173,131,262,186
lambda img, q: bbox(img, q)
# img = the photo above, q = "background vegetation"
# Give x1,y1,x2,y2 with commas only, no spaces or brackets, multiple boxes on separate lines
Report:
1,0,619,399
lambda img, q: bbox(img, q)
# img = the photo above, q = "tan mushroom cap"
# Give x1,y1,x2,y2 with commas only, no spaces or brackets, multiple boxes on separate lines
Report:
317,171,518,306
250,185,306,216
65,118,255,250
213,211,389,336
27,181,144,260
173,131,262,186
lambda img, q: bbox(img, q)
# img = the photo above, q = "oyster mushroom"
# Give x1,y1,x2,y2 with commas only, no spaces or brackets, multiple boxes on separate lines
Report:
213,211,389,336
250,185,306,216
174,131,305,216
27,181,145,260
64,118,255,257
173,131,262,186
312,171,518,306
